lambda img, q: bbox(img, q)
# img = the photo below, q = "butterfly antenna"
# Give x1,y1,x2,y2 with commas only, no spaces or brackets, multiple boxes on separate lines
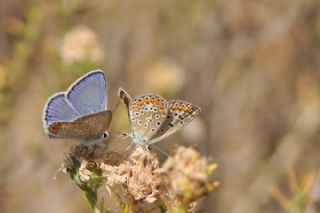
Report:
148,144,170,158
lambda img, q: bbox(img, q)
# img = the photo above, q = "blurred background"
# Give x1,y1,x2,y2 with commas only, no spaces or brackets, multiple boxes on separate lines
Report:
1,0,320,212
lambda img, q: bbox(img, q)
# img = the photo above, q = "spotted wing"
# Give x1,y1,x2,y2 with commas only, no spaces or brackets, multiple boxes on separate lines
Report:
47,110,112,141
128,94,169,143
149,100,201,144
66,70,107,115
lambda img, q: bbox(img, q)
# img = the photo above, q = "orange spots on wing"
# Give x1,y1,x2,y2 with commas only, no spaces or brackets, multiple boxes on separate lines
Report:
155,98,161,104
178,105,184,111
151,96,156,103
171,103,179,110
137,99,144,106
50,123,61,134
159,103,166,110
144,96,151,104
183,106,189,111
130,103,136,109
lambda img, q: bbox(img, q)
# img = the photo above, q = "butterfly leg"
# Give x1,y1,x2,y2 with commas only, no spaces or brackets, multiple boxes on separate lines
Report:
148,144,170,158
120,143,134,158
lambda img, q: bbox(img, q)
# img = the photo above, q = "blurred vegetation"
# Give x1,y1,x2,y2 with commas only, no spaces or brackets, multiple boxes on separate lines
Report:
0,0,320,212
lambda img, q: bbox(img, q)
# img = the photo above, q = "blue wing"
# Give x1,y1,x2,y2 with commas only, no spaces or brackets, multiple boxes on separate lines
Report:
43,92,80,126
66,70,107,115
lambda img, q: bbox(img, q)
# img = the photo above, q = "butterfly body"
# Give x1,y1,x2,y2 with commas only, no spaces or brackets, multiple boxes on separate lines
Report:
43,70,112,143
118,88,201,145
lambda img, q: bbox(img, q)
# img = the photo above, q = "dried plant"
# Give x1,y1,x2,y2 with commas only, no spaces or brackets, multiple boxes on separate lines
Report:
272,168,317,213
63,142,219,213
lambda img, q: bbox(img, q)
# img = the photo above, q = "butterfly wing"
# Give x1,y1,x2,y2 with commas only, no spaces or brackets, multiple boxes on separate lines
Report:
43,92,80,130
66,70,107,115
149,100,201,144
118,87,133,125
47,110,112,140
118,87,132,110
126,94,169,144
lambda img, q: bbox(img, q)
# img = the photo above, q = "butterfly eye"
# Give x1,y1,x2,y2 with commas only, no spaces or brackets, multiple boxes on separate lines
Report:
103,132,109,139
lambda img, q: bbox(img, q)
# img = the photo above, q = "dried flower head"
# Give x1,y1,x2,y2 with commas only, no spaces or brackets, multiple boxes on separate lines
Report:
64,141,124,209
101,146,165,204
163,146,219,205
63,143,218,212
60,25,104,64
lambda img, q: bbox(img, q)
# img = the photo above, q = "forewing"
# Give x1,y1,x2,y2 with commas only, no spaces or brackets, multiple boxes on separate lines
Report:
43,92,80,128
149,100,201,144
118,87,132,109
47,110,112,140
118,87,133,123
66,70,107,115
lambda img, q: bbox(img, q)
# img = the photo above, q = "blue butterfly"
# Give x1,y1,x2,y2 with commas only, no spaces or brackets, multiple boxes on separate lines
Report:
42,70,112,143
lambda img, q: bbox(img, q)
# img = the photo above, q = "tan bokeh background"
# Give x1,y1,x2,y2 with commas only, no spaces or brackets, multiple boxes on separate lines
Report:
1,0,320,212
